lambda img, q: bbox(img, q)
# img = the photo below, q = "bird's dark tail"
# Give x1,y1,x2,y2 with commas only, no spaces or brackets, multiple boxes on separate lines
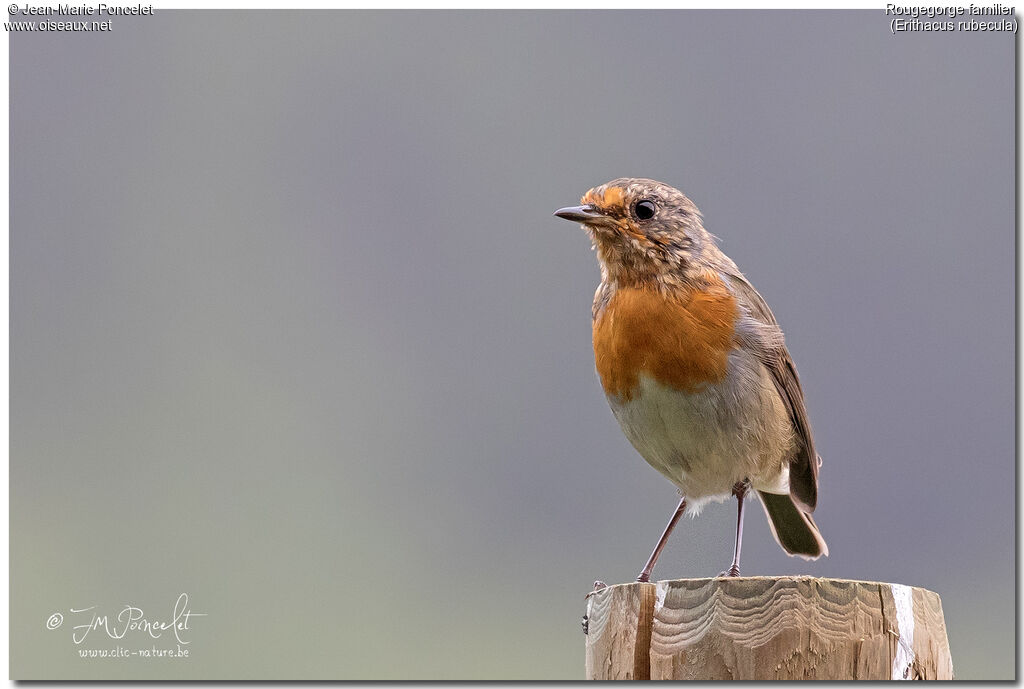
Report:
757,490,829,560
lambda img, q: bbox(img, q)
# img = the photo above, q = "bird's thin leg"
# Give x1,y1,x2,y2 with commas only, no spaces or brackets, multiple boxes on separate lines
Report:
724,480,750,577
636,497,687,583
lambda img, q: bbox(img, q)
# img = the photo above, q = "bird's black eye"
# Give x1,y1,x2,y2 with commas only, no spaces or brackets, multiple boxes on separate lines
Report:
634,200,656,220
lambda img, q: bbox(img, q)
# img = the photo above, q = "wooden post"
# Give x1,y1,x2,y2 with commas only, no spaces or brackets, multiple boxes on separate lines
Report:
584,577,954,680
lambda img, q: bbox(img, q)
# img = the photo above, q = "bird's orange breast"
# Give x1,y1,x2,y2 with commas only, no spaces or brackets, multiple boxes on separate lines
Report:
593,282,738,401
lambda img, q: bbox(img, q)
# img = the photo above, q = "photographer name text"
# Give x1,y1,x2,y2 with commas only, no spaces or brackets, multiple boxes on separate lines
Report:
10,4,152,15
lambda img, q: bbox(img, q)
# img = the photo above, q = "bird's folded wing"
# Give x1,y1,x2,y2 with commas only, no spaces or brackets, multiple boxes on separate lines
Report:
723,270,819,512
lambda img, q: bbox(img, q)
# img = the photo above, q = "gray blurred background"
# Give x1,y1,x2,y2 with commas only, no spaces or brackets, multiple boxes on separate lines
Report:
10,10,1013,680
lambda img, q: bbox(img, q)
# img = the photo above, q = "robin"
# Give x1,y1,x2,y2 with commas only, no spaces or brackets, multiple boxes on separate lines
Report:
555,178,827,582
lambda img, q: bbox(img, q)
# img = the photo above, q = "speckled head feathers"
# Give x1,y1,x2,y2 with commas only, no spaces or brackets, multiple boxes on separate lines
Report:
555,178,715,287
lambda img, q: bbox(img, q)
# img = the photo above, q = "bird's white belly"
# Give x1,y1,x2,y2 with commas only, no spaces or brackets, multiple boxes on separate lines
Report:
607,352,793,512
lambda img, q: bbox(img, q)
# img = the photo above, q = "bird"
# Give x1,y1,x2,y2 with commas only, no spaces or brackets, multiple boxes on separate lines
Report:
554,178,827,582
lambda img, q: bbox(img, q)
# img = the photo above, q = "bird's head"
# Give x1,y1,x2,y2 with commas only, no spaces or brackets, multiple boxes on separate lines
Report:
554,178,712,286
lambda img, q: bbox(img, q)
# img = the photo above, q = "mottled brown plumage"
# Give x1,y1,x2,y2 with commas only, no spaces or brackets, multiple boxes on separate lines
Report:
555,178,827,581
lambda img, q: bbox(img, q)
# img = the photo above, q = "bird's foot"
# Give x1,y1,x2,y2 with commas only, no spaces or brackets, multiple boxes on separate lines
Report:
718,565,741,577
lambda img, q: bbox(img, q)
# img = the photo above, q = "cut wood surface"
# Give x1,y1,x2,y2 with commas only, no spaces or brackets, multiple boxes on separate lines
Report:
584,577,953,680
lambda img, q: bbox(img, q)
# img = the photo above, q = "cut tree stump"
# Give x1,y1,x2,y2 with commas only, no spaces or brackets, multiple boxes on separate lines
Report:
584,577,953,680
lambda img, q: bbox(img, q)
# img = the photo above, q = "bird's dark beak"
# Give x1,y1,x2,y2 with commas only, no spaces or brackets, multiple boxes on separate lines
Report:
553,204,604,224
